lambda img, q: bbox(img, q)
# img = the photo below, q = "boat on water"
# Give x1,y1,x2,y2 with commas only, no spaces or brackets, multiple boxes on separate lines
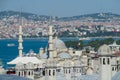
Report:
7,43,15,47
79,37,91,40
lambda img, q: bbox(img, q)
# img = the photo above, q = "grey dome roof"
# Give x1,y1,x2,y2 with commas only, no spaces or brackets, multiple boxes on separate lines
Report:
52,37,66,50
58,52,71,59
0,74,32,80
98,44,112,55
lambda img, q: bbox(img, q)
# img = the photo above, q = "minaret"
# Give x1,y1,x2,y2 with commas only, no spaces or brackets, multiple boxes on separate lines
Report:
48,25,53,58
18,25,23,57
39,47,44,57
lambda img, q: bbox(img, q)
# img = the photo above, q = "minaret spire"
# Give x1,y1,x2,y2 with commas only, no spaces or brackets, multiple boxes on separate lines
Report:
18,25,23,57
18,9,23,57
48,25,53,58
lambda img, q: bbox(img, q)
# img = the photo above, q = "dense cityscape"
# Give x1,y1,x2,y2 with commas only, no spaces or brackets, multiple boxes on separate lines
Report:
1,0,120,80
0,11,120,38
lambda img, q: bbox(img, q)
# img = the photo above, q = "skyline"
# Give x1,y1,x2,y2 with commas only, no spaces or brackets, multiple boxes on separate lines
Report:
0,0,120,17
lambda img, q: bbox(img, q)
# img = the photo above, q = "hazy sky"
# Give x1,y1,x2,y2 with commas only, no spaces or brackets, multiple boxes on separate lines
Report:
0,0,120,17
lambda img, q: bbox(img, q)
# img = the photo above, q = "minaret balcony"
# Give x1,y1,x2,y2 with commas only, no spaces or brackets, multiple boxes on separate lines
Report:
18,47,23,49
18,40,23,42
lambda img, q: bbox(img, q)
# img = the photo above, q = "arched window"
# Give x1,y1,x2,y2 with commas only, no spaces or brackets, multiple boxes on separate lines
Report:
69,69,70,73
103,58,105,65
42,70,45,76
18,72,20,76
112,67,114,71
29,71,30,75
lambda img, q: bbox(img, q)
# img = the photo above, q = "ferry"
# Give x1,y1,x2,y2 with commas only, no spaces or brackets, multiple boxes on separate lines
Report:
7,43,15,47
79,37,91,40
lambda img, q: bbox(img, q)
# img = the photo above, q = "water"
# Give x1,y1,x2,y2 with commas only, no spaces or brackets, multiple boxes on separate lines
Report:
0,39,48,68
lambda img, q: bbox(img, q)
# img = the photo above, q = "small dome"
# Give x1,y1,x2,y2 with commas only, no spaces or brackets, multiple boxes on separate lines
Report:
52,37,67,50
58,52,71,59
98,44,111,55
86,67,93,75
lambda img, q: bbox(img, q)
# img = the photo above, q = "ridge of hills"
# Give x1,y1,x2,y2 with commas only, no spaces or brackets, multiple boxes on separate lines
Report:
0,11,120,21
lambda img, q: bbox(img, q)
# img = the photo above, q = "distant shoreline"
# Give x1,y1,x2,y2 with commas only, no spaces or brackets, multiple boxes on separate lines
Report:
1,36,120,41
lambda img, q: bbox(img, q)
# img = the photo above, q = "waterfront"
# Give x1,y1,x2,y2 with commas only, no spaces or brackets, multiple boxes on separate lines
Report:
0,39,48,68
1,37,120,68
0,38,79,68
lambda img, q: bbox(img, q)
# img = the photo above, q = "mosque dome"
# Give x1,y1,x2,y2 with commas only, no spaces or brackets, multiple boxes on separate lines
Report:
98,44,112,55
52,37,67,50
58,52,71,59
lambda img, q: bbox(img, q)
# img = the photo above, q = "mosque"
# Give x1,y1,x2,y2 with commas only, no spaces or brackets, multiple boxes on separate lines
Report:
1,24,120,80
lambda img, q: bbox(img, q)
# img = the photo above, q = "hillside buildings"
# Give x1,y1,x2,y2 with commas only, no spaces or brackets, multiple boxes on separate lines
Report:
0,12,120,38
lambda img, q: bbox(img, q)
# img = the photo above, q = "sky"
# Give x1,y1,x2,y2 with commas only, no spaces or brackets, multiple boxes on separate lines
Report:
0,0,120,17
